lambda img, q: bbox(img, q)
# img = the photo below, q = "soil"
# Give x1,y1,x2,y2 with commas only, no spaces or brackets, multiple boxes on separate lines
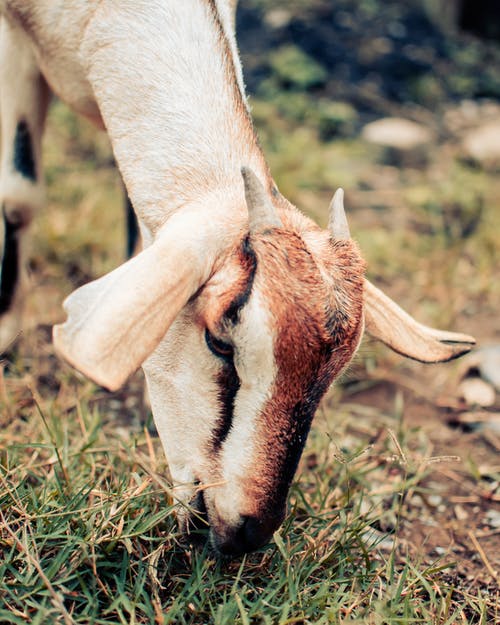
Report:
342,354,500,601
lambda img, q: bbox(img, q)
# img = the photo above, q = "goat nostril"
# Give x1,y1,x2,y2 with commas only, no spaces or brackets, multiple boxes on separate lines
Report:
239,516,268,550
216,515,277,556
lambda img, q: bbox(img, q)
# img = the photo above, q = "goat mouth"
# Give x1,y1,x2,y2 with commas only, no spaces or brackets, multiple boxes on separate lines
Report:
184,489,210,546
183,490,280,558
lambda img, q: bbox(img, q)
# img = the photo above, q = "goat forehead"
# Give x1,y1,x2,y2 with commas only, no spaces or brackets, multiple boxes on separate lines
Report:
250,232,333,344
221,231,361,394
203,231,329,341
252,230,365,346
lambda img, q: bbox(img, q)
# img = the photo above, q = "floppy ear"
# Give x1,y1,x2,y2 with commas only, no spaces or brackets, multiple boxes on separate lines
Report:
53,219,217,391
364,279,475,363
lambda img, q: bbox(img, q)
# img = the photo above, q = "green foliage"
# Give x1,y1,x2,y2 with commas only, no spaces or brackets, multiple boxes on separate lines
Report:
252,85,358,141
316,100,358,140
268,45,328,91
407,74,446,108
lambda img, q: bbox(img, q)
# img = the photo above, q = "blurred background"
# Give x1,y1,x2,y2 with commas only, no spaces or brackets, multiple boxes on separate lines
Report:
30,0,500,360
2,0,499,609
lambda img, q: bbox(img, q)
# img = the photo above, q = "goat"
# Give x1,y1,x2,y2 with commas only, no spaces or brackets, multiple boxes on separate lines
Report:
0,0,474,556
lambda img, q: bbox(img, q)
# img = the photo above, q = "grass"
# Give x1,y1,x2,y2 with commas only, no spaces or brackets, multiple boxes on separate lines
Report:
1,365,496,623
1,46,499,625
0,382,491,625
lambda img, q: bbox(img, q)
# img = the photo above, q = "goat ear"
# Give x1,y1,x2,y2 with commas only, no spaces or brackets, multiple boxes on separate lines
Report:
53,222,215,391
364,279,475,362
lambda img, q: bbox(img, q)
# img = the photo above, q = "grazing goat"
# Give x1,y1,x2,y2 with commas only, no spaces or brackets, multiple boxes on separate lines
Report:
0,0,474,556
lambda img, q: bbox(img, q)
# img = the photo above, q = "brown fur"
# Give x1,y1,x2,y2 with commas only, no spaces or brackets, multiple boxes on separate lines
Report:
197,236,256,336
239,229,365,517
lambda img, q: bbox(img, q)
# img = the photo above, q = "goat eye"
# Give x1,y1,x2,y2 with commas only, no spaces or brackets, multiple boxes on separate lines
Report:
205,329,234,362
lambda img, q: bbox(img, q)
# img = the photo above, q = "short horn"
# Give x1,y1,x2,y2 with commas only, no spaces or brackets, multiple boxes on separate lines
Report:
328,188,350,240
241,166,282,232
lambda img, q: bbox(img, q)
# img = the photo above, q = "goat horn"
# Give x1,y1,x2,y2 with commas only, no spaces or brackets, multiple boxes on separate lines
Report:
328,188,350,240
241,166,282,232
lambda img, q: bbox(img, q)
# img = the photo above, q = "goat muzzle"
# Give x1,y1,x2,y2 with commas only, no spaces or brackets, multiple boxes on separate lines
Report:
211,512,284,557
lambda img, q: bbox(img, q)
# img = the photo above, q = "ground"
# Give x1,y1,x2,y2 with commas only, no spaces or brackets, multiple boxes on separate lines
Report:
1,1,499,623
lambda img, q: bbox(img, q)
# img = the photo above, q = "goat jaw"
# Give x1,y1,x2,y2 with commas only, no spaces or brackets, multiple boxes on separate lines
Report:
364,279,475,363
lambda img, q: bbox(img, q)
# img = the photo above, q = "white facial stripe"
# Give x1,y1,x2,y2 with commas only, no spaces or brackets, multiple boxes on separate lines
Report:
214,288,277,523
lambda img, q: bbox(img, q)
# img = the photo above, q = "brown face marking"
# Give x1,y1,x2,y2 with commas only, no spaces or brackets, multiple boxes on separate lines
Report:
210,238,258,448
240,229,365,518
224,237,257,324
212,362,241,448
13,120,37,181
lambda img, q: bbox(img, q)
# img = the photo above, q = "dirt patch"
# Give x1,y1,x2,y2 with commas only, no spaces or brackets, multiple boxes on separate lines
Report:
342,358,500,595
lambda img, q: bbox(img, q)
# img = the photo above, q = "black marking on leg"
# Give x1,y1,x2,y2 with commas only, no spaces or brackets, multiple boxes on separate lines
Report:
125,193,139,258
13,120,36,181
0,206,21,314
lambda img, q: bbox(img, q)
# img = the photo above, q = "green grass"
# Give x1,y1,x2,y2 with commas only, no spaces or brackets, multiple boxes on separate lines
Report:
1,50,499,625
1,376,496,624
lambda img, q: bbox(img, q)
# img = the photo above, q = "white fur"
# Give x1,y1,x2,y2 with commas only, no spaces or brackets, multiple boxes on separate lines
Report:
0,16,48,346
211,289,277,525
0,0,474,554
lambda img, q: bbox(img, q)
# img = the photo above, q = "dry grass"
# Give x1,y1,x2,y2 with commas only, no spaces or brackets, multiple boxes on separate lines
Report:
0,73,499,624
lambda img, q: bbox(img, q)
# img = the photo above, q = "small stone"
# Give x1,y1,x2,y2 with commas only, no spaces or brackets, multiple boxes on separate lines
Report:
264,9,292,29
454,505,468,521
462,122,500,169
434,547,446,556
361,118,433,167
485,509,500,529
476,345,500,391
387,21,406,38
125,396,138,409
428,494,443,507
362,117,433,150
458,377,496,407
460,100,480,122
453,411,500,434
359,499,372,516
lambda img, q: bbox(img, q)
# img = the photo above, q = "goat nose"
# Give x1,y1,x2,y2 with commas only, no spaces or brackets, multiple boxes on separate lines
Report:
216,516,277,557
